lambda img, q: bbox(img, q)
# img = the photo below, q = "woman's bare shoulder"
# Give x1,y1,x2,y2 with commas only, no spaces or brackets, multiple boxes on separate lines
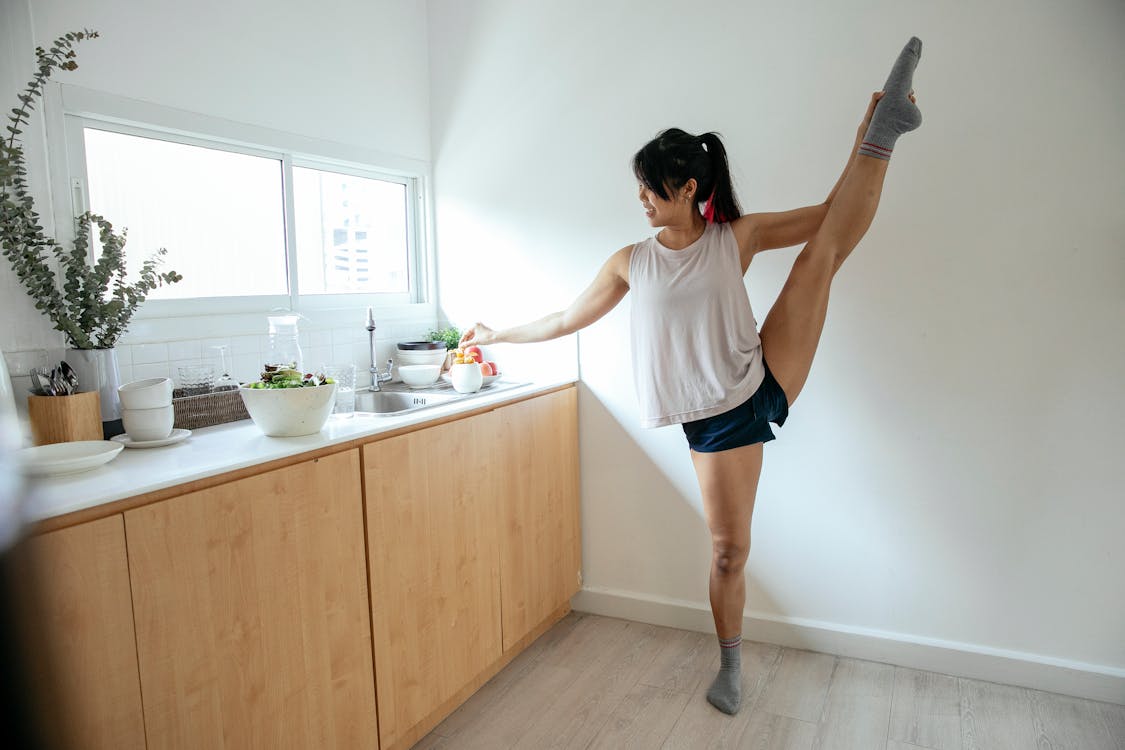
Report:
609,242,638,285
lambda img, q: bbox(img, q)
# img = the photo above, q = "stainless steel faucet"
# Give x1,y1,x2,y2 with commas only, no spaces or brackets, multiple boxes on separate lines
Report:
366,307,394,391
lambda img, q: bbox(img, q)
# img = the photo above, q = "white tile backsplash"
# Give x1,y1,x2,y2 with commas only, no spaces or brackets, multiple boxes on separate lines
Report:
229,335,262,356
304,346,333,371
5,317,443,392
131,342,169,365
133,362,171,381
167,339,202,361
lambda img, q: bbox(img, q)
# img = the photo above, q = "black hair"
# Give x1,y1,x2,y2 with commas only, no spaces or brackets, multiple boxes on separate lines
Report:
632,128,742,223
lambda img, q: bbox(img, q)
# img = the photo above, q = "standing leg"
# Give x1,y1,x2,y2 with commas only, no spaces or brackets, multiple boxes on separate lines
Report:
761,37,923,405
691,442,764,714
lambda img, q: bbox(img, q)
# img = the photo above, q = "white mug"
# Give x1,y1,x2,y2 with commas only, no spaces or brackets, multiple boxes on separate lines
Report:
451,362,483,394
122,405,175,441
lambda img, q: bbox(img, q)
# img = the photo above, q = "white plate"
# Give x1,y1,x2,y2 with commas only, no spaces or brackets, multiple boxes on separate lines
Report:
111,428,192,449
15,440,124,477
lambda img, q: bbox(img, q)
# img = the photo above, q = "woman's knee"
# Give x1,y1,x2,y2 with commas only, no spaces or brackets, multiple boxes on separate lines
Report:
711,539,750,576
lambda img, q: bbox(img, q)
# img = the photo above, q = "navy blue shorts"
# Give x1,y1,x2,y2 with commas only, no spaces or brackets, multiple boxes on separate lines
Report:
681,358,790,452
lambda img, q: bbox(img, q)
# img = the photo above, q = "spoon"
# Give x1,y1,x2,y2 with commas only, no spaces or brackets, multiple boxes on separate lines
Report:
59,360,79,393
49,368,67,396
31,370,55,396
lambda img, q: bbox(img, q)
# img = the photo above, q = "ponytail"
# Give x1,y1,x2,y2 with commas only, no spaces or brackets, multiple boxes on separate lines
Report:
632,128,742,224
698,133,741,223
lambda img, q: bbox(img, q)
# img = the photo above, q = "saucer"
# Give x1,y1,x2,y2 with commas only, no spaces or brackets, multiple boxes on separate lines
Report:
111,428,192,449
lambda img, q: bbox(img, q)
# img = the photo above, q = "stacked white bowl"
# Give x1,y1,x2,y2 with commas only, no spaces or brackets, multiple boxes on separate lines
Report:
398,365,441,387
117,377,175,441
396,341,448,368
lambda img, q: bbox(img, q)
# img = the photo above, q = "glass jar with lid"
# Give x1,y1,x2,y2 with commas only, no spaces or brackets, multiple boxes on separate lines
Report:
265,313,304,371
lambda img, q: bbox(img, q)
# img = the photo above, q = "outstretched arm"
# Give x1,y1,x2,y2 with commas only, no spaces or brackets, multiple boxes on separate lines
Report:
731,92,894,267
460,244,632,347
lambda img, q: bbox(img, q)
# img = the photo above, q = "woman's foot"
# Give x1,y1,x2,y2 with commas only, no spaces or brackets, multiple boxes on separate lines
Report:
706,634,743,714
858,36,923,159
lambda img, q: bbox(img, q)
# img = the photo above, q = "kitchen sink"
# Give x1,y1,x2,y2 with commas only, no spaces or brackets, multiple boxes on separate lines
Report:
354,379,526,417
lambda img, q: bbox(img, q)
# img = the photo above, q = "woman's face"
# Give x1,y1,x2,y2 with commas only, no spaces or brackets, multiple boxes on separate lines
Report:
637,180,695,227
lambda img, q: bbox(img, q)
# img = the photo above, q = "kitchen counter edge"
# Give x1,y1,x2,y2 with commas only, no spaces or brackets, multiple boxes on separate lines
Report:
23,379,578,534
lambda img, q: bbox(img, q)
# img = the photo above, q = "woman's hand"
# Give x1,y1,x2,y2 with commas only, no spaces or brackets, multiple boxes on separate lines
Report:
459,322,499,347
855,89,917,146
857,91,884,141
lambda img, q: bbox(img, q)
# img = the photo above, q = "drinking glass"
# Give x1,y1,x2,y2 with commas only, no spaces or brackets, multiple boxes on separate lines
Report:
211,345,238,390
323,363,356,418
178,363,215,396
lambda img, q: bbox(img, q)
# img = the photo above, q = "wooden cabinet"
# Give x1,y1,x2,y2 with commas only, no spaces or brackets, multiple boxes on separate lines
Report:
494,387,582,651
25,386,580,750
123,450,378,749
362,411,503,750
22,515,146,750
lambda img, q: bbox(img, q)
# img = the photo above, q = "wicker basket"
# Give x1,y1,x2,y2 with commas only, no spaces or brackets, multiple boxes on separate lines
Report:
172,387,250,430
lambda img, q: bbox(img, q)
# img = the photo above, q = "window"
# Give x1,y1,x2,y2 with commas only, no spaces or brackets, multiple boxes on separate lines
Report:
60,89,429,320
294,167,409,295
83,128,288,299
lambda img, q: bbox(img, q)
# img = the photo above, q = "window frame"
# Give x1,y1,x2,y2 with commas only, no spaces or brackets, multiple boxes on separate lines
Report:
47,84,434,335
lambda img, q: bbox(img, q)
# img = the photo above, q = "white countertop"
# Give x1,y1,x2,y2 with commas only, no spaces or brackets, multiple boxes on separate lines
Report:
19,378,576,526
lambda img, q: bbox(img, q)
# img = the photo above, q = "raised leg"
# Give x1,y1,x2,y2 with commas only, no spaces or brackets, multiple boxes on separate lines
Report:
760,36,921,406
691,441,764,714
759,155,889,405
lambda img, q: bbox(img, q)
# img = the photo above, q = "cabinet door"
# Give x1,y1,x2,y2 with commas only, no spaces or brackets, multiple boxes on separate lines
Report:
125,450,378,750
363,411,502,749
495,387,581,651
23,515,146,749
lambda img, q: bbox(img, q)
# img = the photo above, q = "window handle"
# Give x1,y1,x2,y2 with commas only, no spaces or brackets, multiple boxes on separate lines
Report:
71,177,86,215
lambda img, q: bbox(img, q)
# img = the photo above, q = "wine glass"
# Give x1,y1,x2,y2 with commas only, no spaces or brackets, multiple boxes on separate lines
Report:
211,345,238,391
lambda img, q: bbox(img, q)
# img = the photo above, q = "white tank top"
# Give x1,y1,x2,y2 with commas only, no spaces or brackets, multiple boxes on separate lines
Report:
629,221,765,428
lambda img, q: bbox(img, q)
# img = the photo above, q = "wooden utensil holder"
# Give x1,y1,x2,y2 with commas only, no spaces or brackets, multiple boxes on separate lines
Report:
28,391,102,445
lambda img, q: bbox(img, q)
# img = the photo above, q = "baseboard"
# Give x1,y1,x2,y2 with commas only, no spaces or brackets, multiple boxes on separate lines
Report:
572,586,1125,706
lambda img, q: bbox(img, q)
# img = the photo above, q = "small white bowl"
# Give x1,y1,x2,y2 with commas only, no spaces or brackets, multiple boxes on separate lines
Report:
121,405,175,441
118,377,174,409
238,383,337,437
398,364,441,387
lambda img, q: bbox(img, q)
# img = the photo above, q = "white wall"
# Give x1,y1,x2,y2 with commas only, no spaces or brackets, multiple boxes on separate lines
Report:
0,0,437,386
428,0,1125,700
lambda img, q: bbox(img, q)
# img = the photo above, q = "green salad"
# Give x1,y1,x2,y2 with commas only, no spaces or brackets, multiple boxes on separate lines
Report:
246,364,335,389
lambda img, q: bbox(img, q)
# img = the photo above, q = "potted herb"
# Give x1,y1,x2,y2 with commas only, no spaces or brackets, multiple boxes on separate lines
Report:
427,325,461,371
427,326,462,350
1,30,182,434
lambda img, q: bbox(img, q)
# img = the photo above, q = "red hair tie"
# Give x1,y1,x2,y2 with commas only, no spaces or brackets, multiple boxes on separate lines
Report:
702,192,716,223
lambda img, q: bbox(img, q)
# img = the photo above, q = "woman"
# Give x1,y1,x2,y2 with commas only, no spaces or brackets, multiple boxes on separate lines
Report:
460,37,923,715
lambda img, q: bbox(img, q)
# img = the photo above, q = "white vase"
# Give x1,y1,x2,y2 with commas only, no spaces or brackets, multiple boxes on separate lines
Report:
67,348,122,427
0,348,19,449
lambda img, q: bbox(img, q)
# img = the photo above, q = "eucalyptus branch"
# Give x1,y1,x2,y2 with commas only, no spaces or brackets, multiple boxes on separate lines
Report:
0,30,183,349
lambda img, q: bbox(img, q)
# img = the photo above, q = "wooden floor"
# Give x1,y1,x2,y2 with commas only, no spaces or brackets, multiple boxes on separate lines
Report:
414,611,1125,750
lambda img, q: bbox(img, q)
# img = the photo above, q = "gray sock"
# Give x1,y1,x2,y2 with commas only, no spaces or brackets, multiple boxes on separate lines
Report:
706,634,742,714
858,36,923,160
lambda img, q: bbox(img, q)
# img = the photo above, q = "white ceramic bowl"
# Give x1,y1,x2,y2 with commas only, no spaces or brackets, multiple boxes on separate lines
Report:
121,405,175,441
398,364,441,387
118,377,173,409
238,383,337,437
396,349,448,367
